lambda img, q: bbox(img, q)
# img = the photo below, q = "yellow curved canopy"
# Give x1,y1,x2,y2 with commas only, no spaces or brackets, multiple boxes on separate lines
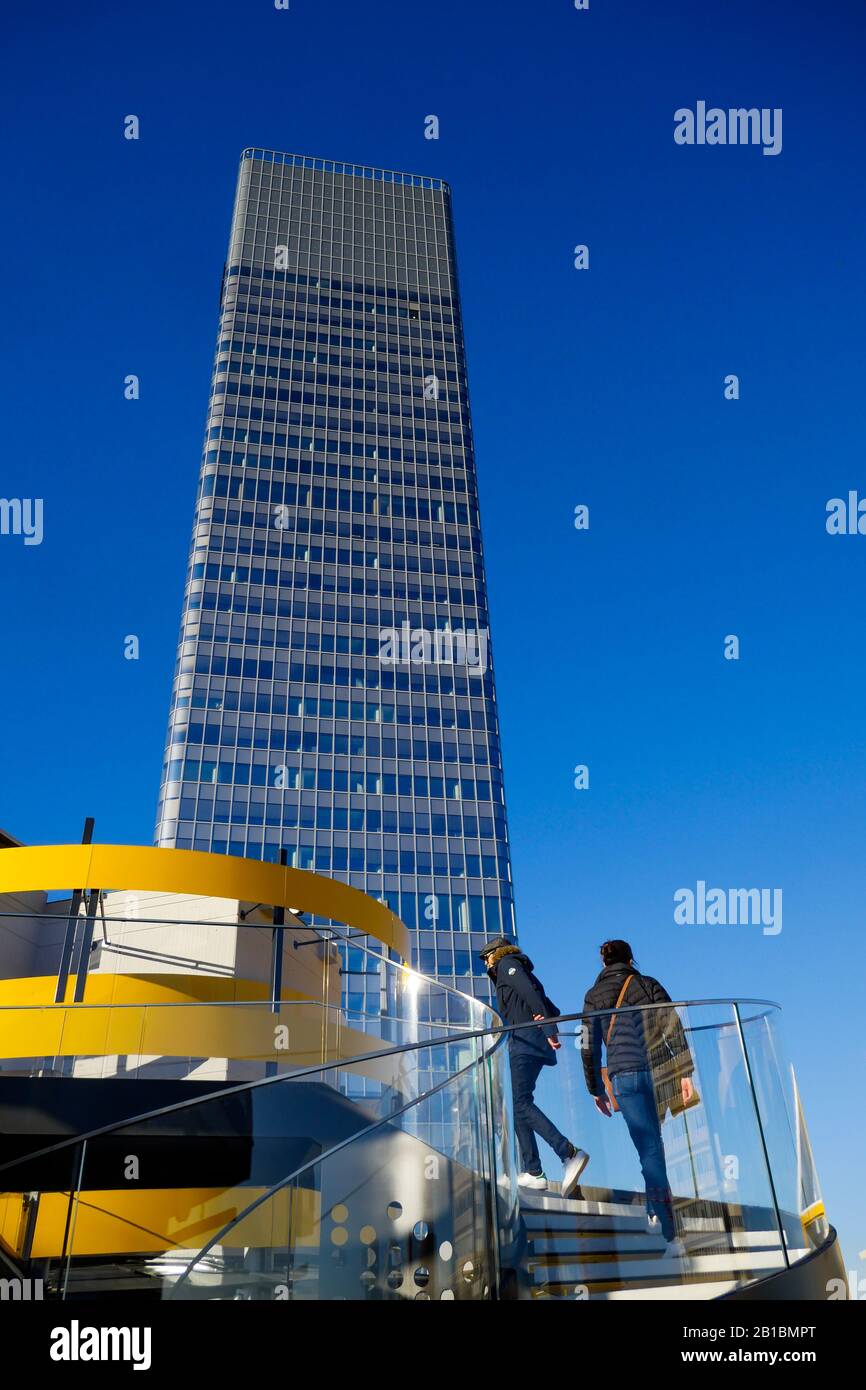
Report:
0,843,409,960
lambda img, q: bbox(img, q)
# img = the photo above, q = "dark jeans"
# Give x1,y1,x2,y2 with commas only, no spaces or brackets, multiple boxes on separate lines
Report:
510,1049,571,1177
612,1068,675,1240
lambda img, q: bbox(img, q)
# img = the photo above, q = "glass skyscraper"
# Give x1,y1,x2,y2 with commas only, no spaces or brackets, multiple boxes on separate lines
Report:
155,148,515,994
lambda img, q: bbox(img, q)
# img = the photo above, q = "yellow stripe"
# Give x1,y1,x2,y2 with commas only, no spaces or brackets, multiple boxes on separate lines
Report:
0,844,409,959
800,1200,825,1228
0,1185,321,1258
0,972,310,1008
0,975,409,1083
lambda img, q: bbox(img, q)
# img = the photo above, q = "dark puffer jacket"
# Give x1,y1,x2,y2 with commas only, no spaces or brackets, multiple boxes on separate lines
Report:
487,945,560,1065
581,963,693,1096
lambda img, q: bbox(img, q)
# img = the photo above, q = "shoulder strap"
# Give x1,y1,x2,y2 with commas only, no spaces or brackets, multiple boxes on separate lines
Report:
605,974,634,1045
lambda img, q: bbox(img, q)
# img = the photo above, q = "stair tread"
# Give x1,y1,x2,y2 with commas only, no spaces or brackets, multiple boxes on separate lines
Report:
526,1229,783,1251
536,1278,738,1301
528,1247,791,1282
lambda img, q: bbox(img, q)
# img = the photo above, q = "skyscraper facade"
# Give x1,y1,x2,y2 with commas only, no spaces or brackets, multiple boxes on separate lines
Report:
155,148,515,994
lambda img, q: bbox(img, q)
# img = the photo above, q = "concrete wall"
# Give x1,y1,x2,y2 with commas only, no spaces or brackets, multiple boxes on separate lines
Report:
90,889,340,1006
0,891,66,981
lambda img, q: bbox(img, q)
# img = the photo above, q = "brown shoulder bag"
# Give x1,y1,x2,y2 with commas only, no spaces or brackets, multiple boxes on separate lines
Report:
600,974,634,1113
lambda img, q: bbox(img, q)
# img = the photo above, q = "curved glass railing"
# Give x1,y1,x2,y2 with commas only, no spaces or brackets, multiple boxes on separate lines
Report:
0,916,495,1084
514,999,829,1300
0,999,830,1301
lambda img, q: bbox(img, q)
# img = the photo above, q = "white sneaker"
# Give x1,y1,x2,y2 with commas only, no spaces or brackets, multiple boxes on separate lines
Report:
647,1214,661,1235
517,1172,548,1190
561,1148,589,1199
663,1238,686,1259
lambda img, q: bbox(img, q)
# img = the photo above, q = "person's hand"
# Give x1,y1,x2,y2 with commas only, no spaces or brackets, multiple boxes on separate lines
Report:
594,1094,612,1117
681,1077,695,1105
534,1014,561,1050
536,1017,561,1045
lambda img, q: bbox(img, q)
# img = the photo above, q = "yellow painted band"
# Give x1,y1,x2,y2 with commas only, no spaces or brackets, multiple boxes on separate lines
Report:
0,975,409,1084
800,1200,826,1228
0,973,313,1009
0,844,409,959
0,1185,321,1259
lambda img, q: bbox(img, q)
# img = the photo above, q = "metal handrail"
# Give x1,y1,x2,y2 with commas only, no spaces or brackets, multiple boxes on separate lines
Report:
0,996,488,1020
0,991,778,1017
0,911,488,1011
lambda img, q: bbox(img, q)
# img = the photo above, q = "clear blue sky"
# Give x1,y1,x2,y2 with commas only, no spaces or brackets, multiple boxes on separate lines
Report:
2,0,864,1274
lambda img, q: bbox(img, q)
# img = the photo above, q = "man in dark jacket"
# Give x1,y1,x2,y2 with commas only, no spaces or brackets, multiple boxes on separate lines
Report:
581,940,694,1254
480,937,588,1197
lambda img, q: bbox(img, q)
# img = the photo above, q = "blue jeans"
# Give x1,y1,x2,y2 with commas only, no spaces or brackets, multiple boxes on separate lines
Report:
510,1050,571,1177
612,1068,675,1240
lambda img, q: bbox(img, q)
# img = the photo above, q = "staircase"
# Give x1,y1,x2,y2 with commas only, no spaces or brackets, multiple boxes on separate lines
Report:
0,847,843,1304
518,1185,807,1300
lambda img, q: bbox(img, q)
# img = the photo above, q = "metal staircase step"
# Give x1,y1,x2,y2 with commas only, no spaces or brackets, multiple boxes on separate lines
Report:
518,1191,809,1300
597,1281,738,1300
519,1190,651,1220
522,1210,661,1236
528,1245,791,1286
526,1228,784,1256
529,1234,666,1257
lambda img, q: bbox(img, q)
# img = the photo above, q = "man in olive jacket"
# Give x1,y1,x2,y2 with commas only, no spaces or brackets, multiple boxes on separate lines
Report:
581,940,694,1253
581,961,694,1103
480,936,589,1197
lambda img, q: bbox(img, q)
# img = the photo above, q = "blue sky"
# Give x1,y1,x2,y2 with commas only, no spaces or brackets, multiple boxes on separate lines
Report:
2,0,864,1273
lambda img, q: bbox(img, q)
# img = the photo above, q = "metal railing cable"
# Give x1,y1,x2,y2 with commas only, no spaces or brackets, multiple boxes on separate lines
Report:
0,911,484,1009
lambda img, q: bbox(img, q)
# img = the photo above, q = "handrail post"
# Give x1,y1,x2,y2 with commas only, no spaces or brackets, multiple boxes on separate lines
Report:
269,848,288,1012
265,849,288,1081
480,1043,503,1300
72,887,101,1004
60,1139,87,1300
732,1001,790,1269
54,817,94,1004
